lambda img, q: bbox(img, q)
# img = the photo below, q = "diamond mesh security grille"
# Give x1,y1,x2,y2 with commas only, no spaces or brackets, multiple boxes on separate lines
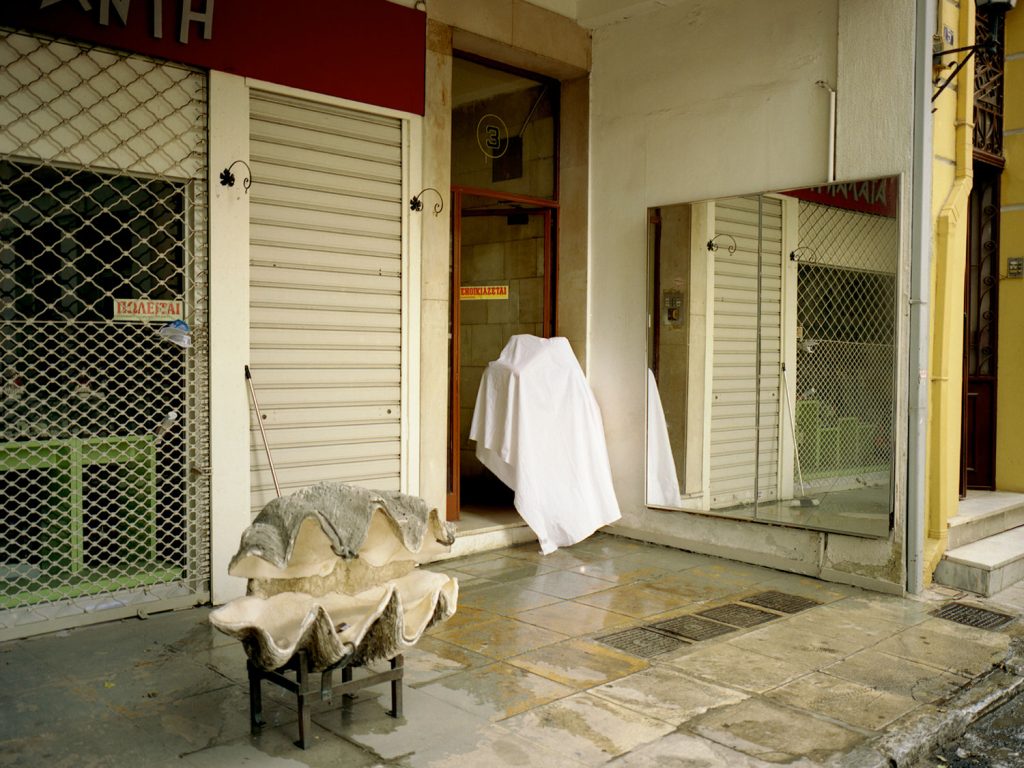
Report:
0,30,209,635
793,201,897,491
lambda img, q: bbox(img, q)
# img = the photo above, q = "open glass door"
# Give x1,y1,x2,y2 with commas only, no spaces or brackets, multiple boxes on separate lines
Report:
447,188,556,520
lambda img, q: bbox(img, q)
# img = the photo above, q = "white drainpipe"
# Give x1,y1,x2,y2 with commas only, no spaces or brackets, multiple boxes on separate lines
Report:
907,0,935,594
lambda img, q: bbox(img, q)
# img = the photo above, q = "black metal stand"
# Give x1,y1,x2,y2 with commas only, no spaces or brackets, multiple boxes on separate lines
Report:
247,650,404,749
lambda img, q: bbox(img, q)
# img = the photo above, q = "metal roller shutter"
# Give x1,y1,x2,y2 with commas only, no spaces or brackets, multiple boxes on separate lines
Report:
710,195,783,507
247,91,404,512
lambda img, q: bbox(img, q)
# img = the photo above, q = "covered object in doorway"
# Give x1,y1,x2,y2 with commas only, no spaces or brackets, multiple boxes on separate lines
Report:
470,335,621,553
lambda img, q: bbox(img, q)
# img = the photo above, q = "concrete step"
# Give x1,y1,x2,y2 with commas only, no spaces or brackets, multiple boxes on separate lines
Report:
933,525,1024,597
434,519,536,562
949,492,1024,549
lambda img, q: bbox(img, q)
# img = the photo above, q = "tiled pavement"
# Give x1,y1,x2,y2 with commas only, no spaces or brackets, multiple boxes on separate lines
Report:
3,533,1024,767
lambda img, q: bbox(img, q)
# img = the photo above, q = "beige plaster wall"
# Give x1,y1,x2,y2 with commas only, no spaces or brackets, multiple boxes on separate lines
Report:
557,75,590,366
429,0,589,79
418,20,454,514
998,8,1024,490
588,0,915,591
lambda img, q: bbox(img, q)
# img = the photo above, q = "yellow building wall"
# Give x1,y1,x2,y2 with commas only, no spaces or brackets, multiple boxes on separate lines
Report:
997,10,1024,490
925,0,974,576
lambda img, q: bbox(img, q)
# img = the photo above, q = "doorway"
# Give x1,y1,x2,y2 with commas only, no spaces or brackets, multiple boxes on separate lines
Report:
961,163,1001,492
447,188,557,520
446,55,560,522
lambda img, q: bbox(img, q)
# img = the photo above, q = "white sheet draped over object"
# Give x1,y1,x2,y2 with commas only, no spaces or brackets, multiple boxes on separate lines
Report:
469,335,622,554
646,369,684,508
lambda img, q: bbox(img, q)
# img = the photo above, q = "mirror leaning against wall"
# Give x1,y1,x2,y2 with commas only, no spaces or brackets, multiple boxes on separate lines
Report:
645,177,899,538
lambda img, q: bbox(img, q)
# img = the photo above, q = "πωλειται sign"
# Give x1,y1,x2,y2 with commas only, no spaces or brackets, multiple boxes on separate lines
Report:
113,298,184,321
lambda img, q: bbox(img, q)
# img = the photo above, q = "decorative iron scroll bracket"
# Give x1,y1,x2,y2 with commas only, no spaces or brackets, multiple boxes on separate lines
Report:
706,234,737,254
932,38,1000,103
220,160,252,192
410,187,444,216
789,246,819,263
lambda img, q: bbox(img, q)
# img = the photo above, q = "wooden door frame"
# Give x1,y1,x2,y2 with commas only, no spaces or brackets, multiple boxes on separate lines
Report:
446,186,559,520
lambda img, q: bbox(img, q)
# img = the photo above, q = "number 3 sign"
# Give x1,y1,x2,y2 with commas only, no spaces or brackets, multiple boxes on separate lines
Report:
476,114,509,159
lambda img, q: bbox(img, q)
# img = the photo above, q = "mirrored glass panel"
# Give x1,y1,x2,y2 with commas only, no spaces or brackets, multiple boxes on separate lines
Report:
646,177,899,538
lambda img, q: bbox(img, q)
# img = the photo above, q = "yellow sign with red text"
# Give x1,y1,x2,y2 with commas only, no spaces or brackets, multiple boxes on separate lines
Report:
460,285,509,301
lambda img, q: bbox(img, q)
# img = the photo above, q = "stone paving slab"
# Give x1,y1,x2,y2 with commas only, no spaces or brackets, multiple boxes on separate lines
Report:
414,660,575,721
764,671,919,731
589,665,748,725
727,620,869,668
514,598,632,635
607,731,798,768
390,636,493,688
499,690,675,764
3,533,1024,768
686,697,866,763
506,637,648,689
574,581,700,617
311,685,490,762
391,725,589,768
662,641,813,693
514,569,616,599
873,616,1010,677
821,648,969,703
430,615,567,660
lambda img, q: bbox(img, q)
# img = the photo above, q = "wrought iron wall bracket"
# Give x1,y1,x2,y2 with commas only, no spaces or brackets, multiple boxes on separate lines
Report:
410,187,444,216
790,246,819,263
932,43,995,103
220,160,252,192
706,234,737,254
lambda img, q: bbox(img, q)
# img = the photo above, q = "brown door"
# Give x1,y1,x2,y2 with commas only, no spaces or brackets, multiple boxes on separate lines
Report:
961,164,1000,492
446,187,557,520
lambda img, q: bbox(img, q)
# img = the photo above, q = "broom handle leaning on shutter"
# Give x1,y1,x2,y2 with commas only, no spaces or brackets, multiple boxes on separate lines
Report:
245,365,282,498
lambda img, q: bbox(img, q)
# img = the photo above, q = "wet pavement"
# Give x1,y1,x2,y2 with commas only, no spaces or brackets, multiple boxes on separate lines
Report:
916,688,1024,767
3,533,1024,767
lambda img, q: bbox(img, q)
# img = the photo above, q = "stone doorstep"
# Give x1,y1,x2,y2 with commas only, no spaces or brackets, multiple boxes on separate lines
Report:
933,526,1024,597
949,492,1024,549
435,522,537,562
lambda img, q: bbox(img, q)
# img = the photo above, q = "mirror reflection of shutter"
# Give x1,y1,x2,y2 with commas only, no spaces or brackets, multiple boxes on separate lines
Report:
709,196,783,508
248,91,404,513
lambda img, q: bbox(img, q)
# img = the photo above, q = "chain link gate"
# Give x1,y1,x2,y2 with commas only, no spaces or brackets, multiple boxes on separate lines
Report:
0,30,210,638
793,200,897,497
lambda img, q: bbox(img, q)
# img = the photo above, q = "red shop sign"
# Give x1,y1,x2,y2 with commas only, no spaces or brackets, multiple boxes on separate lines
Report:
783,177,898,218
0,0,426,115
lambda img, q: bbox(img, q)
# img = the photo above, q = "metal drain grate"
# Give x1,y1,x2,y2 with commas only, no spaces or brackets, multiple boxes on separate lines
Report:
651,615,735,642
741,591,821,614
597,627,688,658
933,602,1014,631
697,604,779,628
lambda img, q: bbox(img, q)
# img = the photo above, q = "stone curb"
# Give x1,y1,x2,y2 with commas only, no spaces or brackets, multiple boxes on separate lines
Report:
827,638,1024,768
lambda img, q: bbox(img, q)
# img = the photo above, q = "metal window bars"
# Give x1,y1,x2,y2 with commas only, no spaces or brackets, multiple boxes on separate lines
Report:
792,201,898,496
0,30,210,636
